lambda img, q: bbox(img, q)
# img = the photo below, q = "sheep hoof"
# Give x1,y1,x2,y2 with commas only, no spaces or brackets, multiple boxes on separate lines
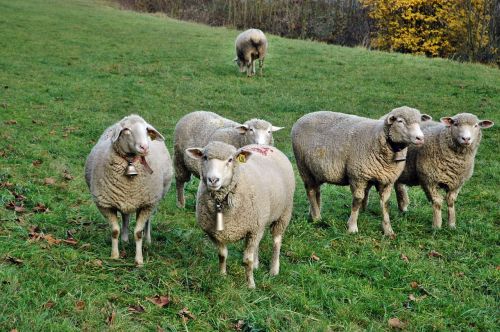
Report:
247,282,256,289
448,223,456,229
135,260,144,267
176,201,185,209
347,225,358,234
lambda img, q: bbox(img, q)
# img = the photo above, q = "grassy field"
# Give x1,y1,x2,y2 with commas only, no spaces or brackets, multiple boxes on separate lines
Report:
0,0,499,330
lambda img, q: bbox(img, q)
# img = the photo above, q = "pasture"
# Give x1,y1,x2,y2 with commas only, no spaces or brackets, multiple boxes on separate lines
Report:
0,0,498,330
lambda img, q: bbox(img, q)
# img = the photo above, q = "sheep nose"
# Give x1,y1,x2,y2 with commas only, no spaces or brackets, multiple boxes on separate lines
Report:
415,135,424,144
139,144,149,153
208,177,219,185
462,136,471,143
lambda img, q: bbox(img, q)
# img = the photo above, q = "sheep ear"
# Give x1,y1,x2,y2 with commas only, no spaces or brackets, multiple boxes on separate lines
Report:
440,117,454,126
185,148,204,159
110,125,128,142
235,125,249,135
271,126,284,132
478,120,494,129
421,114,432,122
147,125,165,141
386,115,397,124
235,149,252,163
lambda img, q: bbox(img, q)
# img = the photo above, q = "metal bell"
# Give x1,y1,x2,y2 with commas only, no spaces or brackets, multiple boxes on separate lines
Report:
125,161,138,176
216,212,224,231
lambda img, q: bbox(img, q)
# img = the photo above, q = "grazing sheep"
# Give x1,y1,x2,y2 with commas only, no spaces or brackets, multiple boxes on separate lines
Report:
291,106,431,236
234,28,268,77
395,113,494,229
186,142,295,288
174,111,283,208
85,114,173,266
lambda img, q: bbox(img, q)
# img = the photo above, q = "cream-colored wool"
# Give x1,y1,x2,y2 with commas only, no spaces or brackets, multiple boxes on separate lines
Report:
395,113,494,229
173,111,282,208
85,114,173,266
291,106,431,236
187,142,295,288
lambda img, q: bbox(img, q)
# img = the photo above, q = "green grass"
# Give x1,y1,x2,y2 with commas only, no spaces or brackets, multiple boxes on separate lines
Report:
0,0,499,330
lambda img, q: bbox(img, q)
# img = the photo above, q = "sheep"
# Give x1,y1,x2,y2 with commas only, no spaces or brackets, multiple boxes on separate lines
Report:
234,28,268,77
291,106,431,236
85,114,173,266
186,141,295,288
394,113,494,229
173,110,283,208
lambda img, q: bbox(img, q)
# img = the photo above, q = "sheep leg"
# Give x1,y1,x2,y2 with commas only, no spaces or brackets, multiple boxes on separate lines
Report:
446,190,459,229
395,182,410,212
134,207,153,267
121,213,130,242
347,183,366,233
270,208,291,276
259,58,264,76
217,243,228,275
305,184,321,221
99,207,120,259
423,185,443,229
361,184,372,211
377,183,395,236
243,233,263,289
145,218,151,245
174,150,191,208
253,243,260,269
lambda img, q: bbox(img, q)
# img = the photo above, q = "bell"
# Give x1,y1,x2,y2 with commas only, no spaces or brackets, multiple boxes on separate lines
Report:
216,212,224,231
125,161,138,176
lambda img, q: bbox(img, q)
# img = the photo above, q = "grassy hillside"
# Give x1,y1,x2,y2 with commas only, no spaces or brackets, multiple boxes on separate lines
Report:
0,0,498,330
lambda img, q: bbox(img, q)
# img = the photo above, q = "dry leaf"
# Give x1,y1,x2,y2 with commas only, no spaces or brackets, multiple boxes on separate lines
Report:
146,295,170,308
408,294,416,301
310,253,320,261
44,234,61,245
4,120,17,125
12,192,26,201
44,178,56,185
0,181,13,188
128,304,145,314
5,201,25,213
178,307,195,323
410,281,419,289
5,255,23,265
10,329,18,332
43,300,55,309
388,317,405,329
63,170,74,181
157,326,165,332
234,320,245,331
33,203,49,213
119,249,127,258
32,160,43,167
63,237,78,246
496,266,500,271
400,253,409,263
106,311,116,326
75,300,85,311
428,250,443,258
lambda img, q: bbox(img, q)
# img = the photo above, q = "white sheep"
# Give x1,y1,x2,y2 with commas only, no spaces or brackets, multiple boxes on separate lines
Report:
173,111,283,208
291,106,431,236
234,28,268,77
85,114,173,266
186,141,295,288
395,113,494,229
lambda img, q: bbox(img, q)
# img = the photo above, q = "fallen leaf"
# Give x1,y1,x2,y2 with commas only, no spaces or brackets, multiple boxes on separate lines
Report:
157,326,165,332
456,272,465,277
93,259,103,267
400,253,409,263
5,255,23,265
12,192,26,201
63,237,78,246
43,300,55,309
106,311,116,326
0,181,13,188
310,253,320,261
32,160,43,167
146,295,170,308
80,243,91,250
44,234,61,245
388,317,405,329
408,294,416,301
75,300,85,311
496,266,500,271
178,307,195,323
5,201,25,213
428,250,443,258
410,281,419,289
63,170,74,181
128,304,145,314
120,249,127,258
10,329,18,332
33,203,49,213
4,120,17,125
49,130,56,135
44,178,56,185
234,319,245,331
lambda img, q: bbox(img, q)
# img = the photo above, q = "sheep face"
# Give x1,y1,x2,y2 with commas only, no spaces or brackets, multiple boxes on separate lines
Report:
111,115,164,156
386,108,431,146
441,113,494,147
236,120,284,145
186,142,252,191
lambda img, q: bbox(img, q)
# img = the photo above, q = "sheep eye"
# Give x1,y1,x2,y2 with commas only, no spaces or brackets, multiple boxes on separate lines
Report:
397,119,404,123
202,155,208,161
474,124,478,127
453,123,458,127
267,130,271,134
228,158,233,163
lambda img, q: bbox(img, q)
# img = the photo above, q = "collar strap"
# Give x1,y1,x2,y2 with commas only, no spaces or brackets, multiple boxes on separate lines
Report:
121,153,153,174
387,137,407,153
